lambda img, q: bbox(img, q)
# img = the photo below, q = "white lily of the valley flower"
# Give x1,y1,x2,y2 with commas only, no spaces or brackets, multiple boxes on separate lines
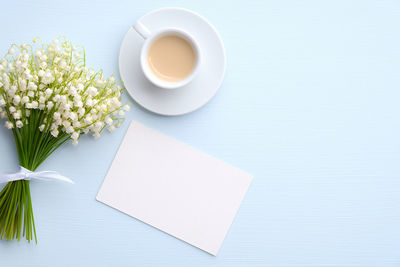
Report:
15,120,23,128
5,121,13,129
0,38,127,144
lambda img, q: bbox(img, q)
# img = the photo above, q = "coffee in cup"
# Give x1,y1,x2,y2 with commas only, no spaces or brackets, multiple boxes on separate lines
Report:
134,22,200,89
147,35,196,82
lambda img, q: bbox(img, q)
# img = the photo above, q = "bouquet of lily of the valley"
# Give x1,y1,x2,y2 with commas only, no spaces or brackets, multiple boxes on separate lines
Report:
0,37,129,242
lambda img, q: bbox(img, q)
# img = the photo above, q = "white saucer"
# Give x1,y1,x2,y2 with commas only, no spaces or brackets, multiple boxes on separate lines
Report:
119,8,226,116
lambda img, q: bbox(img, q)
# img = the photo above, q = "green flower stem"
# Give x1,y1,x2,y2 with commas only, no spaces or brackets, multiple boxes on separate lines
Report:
0,109,68,243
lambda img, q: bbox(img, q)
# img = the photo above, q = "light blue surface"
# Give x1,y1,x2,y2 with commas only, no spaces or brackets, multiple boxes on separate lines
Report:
1,0,400,266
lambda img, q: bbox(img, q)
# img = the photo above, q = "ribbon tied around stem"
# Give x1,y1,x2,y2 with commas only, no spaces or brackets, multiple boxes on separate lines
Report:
0,166,74,184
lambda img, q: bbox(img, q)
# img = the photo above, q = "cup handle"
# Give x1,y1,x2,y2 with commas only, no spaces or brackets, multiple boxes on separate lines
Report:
134,21,151,39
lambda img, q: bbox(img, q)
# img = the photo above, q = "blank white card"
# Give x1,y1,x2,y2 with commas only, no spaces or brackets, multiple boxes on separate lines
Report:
96,121,252,255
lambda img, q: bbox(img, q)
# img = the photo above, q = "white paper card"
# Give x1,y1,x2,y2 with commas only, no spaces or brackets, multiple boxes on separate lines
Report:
96,121,252,255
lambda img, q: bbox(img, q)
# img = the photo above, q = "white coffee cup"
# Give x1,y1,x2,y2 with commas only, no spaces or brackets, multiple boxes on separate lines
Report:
134,21,201,89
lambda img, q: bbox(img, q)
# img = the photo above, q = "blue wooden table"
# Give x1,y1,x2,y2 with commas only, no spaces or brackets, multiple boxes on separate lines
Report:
1,0,400,266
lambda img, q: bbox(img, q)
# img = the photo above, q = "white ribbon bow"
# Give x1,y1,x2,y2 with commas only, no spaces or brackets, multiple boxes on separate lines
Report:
0,166,74,184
